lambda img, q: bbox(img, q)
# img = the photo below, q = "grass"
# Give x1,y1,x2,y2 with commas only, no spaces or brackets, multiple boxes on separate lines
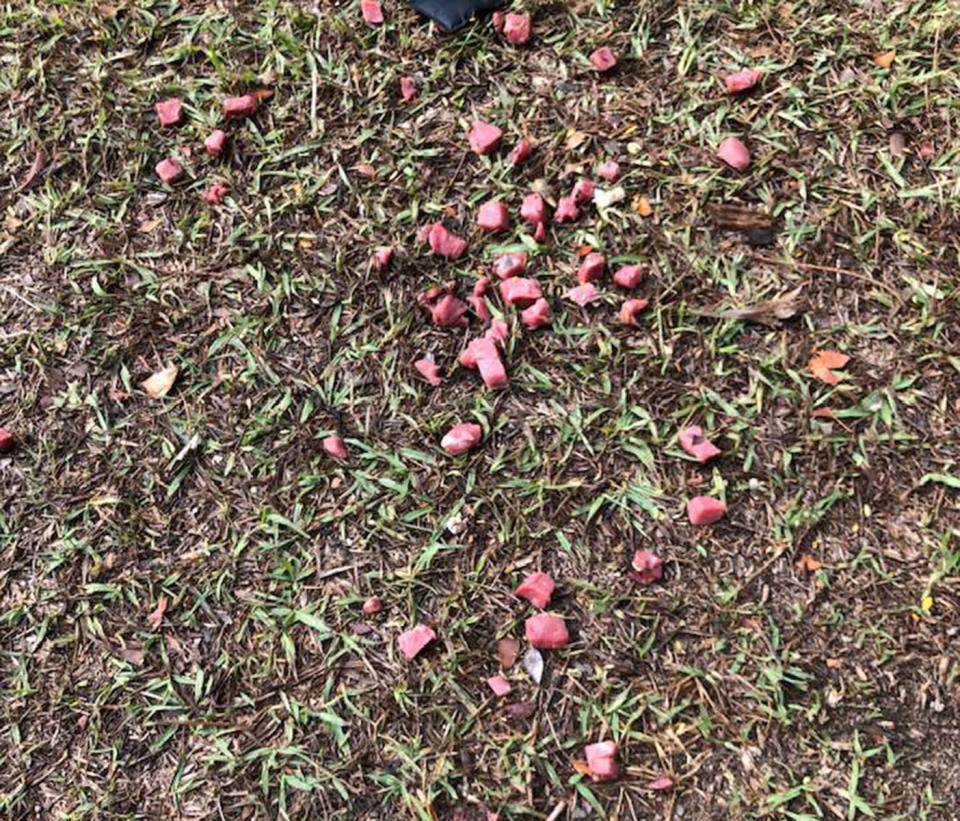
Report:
1,0,959,819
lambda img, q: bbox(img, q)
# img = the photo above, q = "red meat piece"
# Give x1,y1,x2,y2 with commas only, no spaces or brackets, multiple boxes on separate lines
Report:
485,318,509,346
515,572,554,609
503,12,532,45
323,436,349,459
630,550,662,585
598,161,620,182
442,423,483,455
619,298,649,325
566,282,600,307
679,426,721,463
428,223,468,259
572,178,596,204
204,129,227,157
724,68,761,94
533,221,546,242
361,0,383,24
520,193,546,224
372,247,393,271
398,624,436,660
590,47,618,72
430,295,470,328
500,277,542,307
687,495,727,525
155,98,184,127
414,358,443,386
460,337,499,369
577,252,606,284
585,742,619,782
362,596,383,615
509,139,533,166
468,120,503,155
487,676,512,697
492,252,527,280
717,137,751,171
200,181,230,204
473,277,489,298
613,265,643,289
223,94,258,118
520,298,551,329
478,356,508,390
524,614,568,649
0,428,15,453
554,196,578,224
155,158,183,184
400,76,417,102
477,200,509,233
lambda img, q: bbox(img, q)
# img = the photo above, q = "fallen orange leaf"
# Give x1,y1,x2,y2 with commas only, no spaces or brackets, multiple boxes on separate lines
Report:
634,195,654,216
575,244,594,257
814,350,850,369
811,408,836,419
573,760,592,775
873,49,896,69
148,596,168,630
809,350,850,384
797,554,822,573
810,362,840,385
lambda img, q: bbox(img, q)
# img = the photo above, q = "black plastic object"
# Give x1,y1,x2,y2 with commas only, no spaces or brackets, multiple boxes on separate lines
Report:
407,0,504,31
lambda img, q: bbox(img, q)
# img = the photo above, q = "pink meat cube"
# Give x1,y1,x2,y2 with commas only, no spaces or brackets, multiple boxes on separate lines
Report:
598,160,620,182
470,295,491,321
492,10,504,31
679,426,721,463
398,624,436,660
417,222,437,244
687,495,727,525
372,247,393,272
400,75,417,102
485,318,509,346
442,423,483,455
200,181,230,204
566,282,600,307
204,129,227,157
525,614,569,649
613,265,643,289
428,223,468,259
630,549,662,585
361,0,383,24
474,277,489,298
223,94,258,118
155,158,183,184
503,12,532,45
468,120,503,155
460,337,499,369
521,298,551,329
500,277,542,307
492,252,527,280
0,428,15,453
577,252,606,284
477,200,509,233
590,47,618,72
509,139,533,166
533,221,546,242
520,193,546,225
725,68,761,94
362,596,383,615
430,295,470,328
478,356,508,390
572,178,596,204
323,435,349,459
487,675,512,697
515,572,554,609
717,137,751,171
414,358,443,386
585,742,619,782
554,195,578,224
619,298,649,325
155,98,184,127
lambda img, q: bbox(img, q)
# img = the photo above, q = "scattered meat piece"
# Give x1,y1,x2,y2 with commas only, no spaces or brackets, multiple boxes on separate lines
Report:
566,282,600,307
204,129,227,157
431,295,470,328
554,196,578,223
155,98,184,127
647,774,676,792
470,294,491,320
500,277,542,307
503,12,532,45
442,423,483,455
533,221,546,242
598,161,620,182
417,222,437,243
515,572,554,609
428,223,468,259
521,299,551,329
477,356,508,390
418,282,450,306
0,428,15,453
400,76,417,102
415,358,443,386
474,277,489,298
491,10,505,31
524,613,569,649
520,193,546,225
613,265,643,289
497,638,520,669
460,337,499,369
477,200,509,233
630,550,663,585
361,0,384,24
398,624,437,660
509,139,533,166
619,298,649,325
362,596,383,615
372,247,393,271
485,318,509,346
155,158,183,184
585,742,619,782
717,137,751,171
223,94,258,118
724,68,761,94
572,178,596,204
468,120,503,155
687,495,727,525
323,436,349,459
487,675,512,697
679,425,721,463
200,181,230,204
492,252,527,279
590,47,618,72
577,252,606,284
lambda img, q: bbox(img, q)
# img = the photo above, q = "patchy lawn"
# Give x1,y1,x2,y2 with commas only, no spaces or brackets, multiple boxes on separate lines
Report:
2,1,959,819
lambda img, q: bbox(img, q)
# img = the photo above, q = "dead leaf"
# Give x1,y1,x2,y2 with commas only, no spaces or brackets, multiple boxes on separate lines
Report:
873,49,896,69
695,287,803,326
797,554,822,573
809,350,849,384
815,350,850,369
565,129,589,151
826,658,843,669
889,131,906,157
19,147,47,191
252,88,274,103
505,701,536,720
707,204,774,230
575,244,594,258
355,163,377,179
573,760,592,776
811,408,836,419
593,186,625,209
148,596,168,630
119,646,145,666
634,195,654,216
138,218,161,233
141,363,178,399
497,638,520,670
522,647,544,684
